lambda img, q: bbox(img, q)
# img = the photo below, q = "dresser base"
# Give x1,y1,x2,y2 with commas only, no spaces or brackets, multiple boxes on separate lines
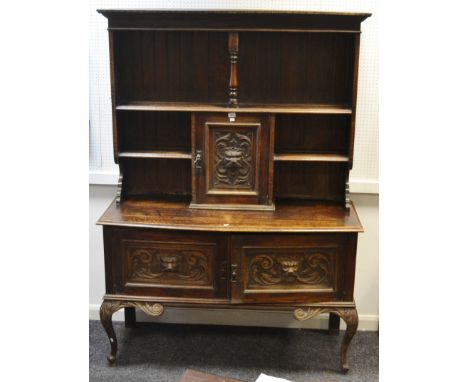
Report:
99,297,358,373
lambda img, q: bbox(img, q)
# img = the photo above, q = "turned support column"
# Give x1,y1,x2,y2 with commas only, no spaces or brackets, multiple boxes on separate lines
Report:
228,32,239,106
294,306,358,373
100,300,164,364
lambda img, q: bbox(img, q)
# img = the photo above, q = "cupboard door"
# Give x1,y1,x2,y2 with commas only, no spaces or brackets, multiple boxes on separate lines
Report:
191,113,274,210
230,234,357,303
104,227,229,301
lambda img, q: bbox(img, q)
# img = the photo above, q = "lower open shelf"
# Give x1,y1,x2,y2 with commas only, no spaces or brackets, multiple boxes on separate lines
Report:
119,150,191,159
98,198,363,233
274,153,349,162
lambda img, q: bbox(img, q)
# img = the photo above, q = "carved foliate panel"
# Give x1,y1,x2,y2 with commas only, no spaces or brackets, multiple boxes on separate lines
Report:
206,123,259,193
214,131,253,187
123,240,214,287
245,247,336,291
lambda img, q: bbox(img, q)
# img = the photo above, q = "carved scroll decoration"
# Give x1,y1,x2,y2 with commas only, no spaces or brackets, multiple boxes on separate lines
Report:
101,300,164,318
249,253,331,286
345,179,351,210
214,132,253,187
129,249,209,283
115,168,124,205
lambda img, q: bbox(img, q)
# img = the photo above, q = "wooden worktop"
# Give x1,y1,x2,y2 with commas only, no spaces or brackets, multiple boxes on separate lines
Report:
98,198,363,233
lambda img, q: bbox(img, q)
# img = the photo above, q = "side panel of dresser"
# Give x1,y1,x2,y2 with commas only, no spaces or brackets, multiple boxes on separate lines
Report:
230,233,358,303
103,226,229,300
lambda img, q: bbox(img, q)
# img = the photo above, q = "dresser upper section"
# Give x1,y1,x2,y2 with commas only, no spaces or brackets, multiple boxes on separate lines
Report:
97,9,371,210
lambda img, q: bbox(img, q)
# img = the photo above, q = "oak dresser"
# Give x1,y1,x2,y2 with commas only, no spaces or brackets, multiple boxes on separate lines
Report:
96,9,370,373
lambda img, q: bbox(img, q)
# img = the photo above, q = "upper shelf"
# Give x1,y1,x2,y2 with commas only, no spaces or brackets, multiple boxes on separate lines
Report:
115,101,353,115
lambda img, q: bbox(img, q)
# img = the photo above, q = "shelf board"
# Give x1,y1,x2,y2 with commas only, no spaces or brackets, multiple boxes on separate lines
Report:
116,101,352,115
119,150,191,160
274,153,349,162
98,198,363,233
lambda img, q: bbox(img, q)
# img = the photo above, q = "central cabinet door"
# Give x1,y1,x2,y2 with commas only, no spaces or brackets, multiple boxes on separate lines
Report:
191,113,274,210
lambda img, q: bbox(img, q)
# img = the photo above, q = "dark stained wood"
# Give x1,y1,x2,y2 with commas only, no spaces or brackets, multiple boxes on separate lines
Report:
113,31,228,104
274,153,349,162
230,234,357,304
328,312,341,335
100,229,359,335
100,300,164,364
119,151,191,159
294,306,358,372
274,162,348,202
191,113,274,209
228,32,239,106
275,114,350,154
348,34,361,169
103,227,229,300
121,158,191,198
97,9,370,372
117,111,191,152
124,307,136,328
98,199,363,233
98,9,371,33
116,101,352,114
103,296,356,308
108,30,119,164
239,33,355,105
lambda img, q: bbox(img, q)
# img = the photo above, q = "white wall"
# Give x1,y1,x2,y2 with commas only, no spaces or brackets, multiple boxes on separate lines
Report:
89,185,379,330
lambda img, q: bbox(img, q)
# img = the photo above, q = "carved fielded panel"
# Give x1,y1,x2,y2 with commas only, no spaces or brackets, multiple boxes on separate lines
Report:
214,131,253,187
206,123,260,194
245,247,337,291
123,240,214,287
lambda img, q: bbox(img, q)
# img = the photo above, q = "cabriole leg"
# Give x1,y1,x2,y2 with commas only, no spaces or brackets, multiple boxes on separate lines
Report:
294,306,359,373
99,300,123,364
99,300,164,364
339,308,358,373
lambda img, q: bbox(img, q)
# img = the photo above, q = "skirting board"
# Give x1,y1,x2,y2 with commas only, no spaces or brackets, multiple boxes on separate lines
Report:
89,304,379,331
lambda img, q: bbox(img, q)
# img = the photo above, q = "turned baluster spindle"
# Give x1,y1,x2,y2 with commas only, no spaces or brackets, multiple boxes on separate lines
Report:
228,32,239,106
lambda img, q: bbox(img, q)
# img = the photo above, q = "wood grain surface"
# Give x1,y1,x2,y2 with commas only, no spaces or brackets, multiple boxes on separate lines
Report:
98,198,363,233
